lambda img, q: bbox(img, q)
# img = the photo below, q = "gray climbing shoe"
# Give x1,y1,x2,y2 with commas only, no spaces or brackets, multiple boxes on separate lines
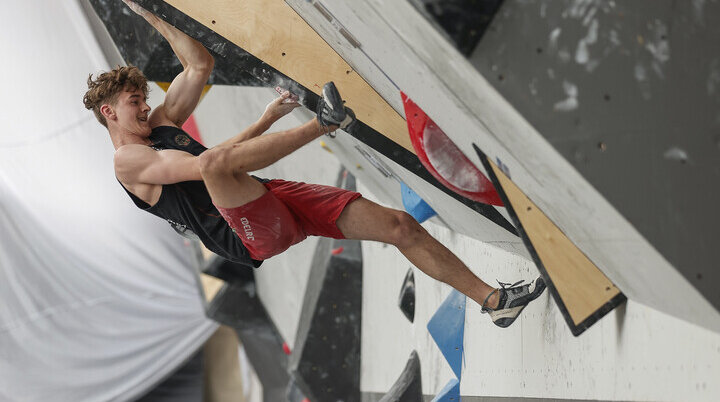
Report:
316,81,356,134
481,277,546,328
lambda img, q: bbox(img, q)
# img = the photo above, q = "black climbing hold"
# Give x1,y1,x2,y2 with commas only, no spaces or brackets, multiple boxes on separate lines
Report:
398,268,416,323
379,350,423,402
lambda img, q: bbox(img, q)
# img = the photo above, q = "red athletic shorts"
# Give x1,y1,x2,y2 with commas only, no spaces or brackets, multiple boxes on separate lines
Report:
215,179,361,260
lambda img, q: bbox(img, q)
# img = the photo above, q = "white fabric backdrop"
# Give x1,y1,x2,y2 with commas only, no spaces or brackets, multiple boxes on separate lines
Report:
0,1,216,401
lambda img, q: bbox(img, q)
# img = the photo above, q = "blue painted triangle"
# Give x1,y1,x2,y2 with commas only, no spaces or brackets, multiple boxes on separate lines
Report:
401,182,437,223
431,378,460,402
427,289,466,379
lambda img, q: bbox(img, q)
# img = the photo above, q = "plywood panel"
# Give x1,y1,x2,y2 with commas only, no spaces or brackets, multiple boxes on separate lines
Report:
482,151,622,328
164,0,413,152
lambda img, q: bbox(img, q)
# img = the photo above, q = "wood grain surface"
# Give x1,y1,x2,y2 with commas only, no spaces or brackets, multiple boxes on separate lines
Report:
165,0,414,152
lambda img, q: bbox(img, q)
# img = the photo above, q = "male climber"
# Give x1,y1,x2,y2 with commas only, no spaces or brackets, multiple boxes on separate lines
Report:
83,0,545,327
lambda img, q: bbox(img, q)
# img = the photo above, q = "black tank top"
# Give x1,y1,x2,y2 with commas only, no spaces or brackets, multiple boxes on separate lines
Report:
119,126,263,267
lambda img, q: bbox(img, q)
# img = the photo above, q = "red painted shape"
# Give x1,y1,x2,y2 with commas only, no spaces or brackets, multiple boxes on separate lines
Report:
331,246,344,255
400,92,503,206
282,342,291,355
181,114,204,145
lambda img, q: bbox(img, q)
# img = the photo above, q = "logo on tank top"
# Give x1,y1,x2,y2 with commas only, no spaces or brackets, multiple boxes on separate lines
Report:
174,134,191,146
240,217,255,241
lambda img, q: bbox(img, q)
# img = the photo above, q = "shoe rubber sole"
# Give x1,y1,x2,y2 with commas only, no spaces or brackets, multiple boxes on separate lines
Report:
488,305,526,328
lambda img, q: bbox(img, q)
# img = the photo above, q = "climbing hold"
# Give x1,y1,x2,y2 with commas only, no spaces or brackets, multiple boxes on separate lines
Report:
398,268,416,323
379,350,422,402
663,147,689,164
427,290,466,379
319,140,333,153
401,92,502,206
401,182,437,223
331,246,344,255
283,342,291,355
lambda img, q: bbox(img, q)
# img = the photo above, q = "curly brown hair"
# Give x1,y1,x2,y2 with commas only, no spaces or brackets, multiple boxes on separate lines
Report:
83,65,149,127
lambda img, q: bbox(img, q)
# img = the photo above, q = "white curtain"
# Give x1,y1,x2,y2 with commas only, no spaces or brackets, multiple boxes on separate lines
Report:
0,1,216,401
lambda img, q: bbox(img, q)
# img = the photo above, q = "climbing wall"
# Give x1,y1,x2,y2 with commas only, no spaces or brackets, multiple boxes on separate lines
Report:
187,88,720,402
283,0,720,334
